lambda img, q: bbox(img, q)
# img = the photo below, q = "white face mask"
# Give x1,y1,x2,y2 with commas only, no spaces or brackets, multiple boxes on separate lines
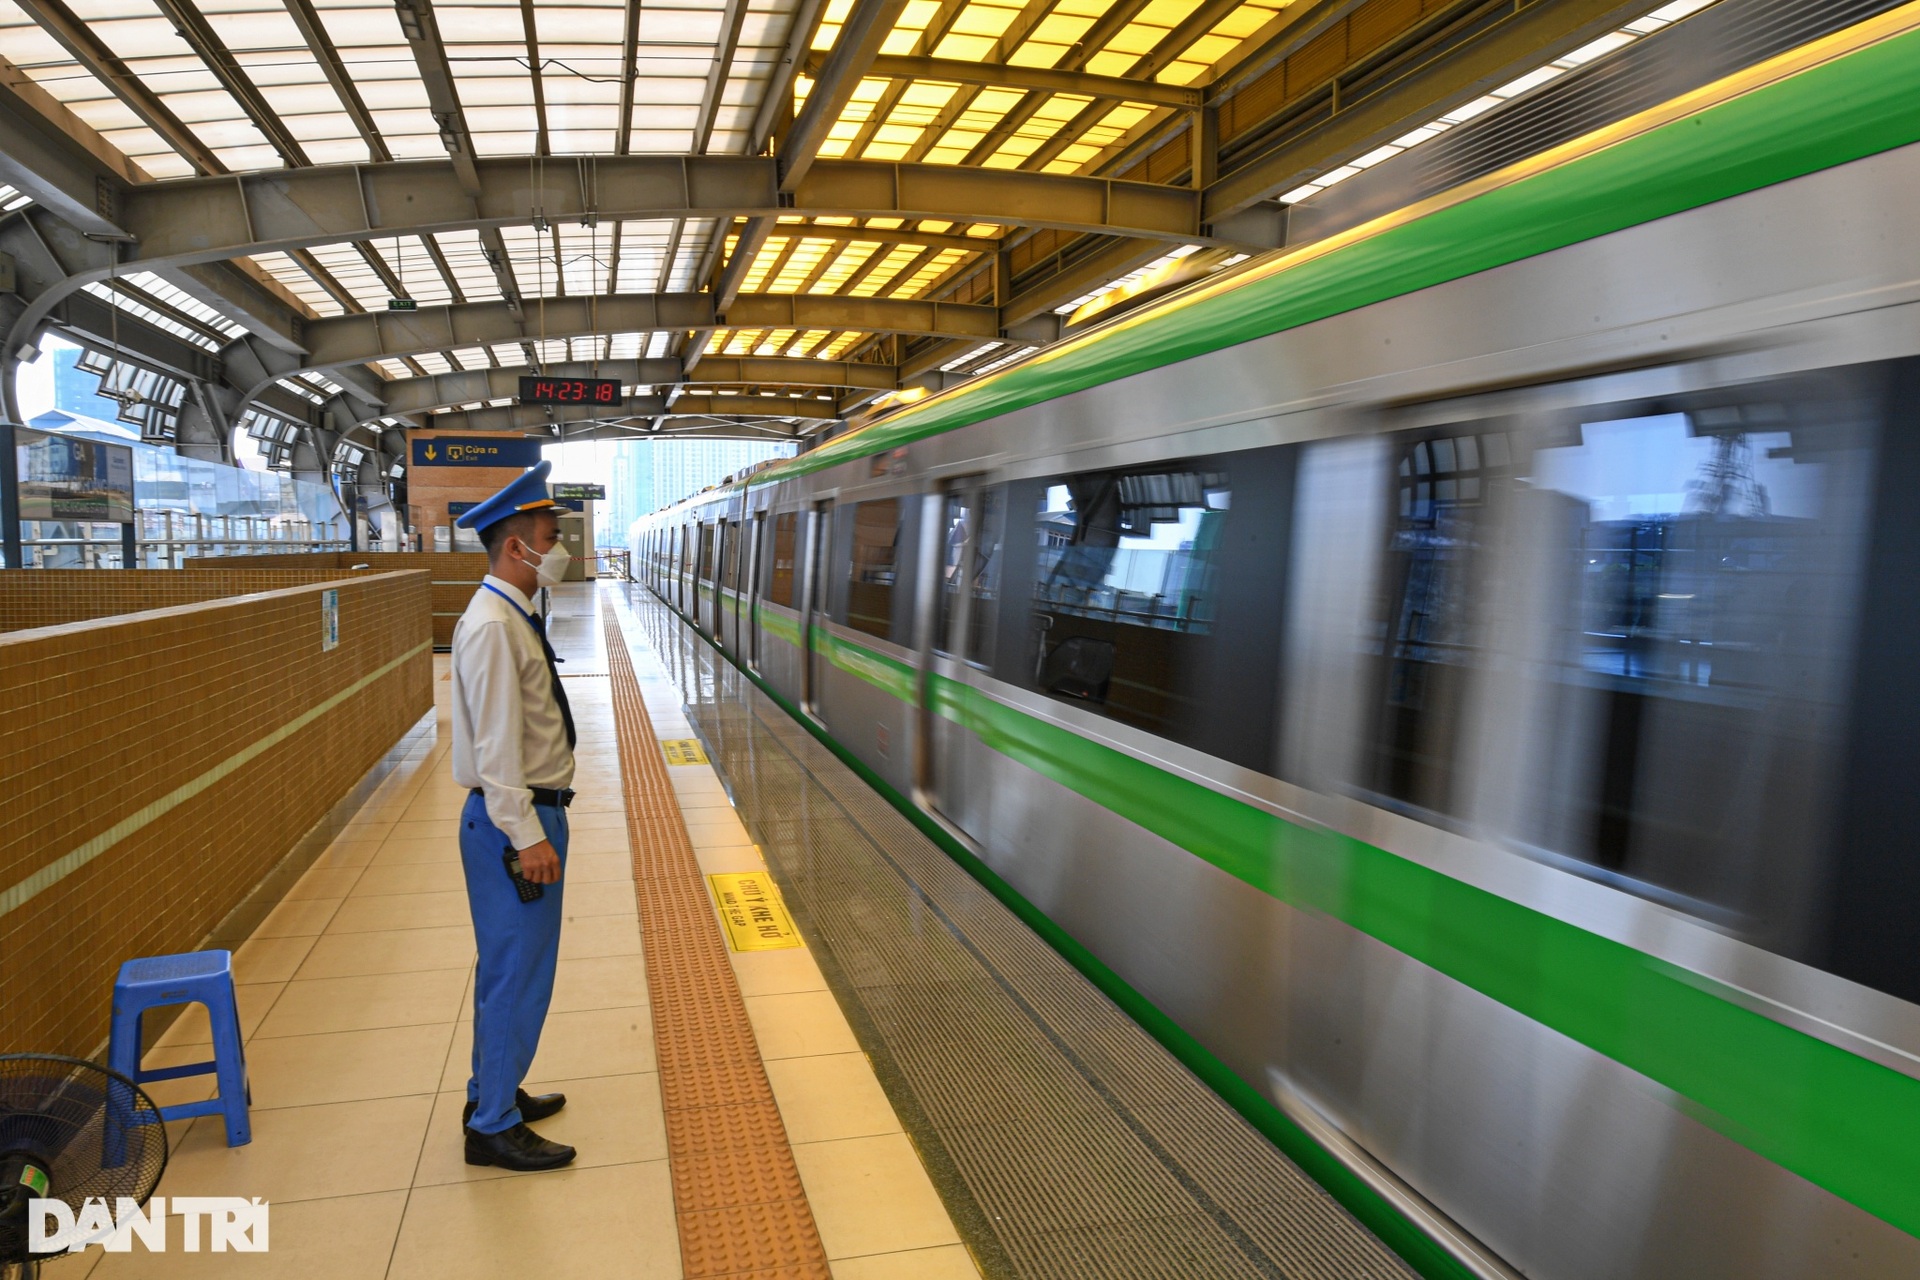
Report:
516,538,571,588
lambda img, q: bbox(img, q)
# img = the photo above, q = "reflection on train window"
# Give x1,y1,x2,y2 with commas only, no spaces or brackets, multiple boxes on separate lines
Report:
1366,429,1515,815
1026,467,1228,740
845,499,901,640
1508,406,1868,920
698,523,715,582
1355,386,1878,948
722,520,740,591
767,512,798,608
935,487,1004,665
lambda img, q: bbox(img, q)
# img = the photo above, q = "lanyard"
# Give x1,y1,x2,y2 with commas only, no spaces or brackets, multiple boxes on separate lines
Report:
482,582,542,635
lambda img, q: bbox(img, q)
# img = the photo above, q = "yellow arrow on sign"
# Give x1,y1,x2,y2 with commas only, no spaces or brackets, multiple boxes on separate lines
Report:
424,443,437,461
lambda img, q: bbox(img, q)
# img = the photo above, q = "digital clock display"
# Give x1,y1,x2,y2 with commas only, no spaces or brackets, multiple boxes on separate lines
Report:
517,376,622,406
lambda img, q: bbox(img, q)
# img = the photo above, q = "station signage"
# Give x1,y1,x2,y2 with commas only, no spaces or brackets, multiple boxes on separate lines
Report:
553,483,606,500
410,436,544,468
517,376,621,406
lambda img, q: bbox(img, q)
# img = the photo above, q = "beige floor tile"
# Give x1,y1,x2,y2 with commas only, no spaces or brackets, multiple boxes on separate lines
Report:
232,935,317,985
829,1245,982,1280
559,879,638,918
351,860,468,897
252,897,342,939
439,1005,654,1090
280,866,365,901
341,818,395,840
685,816,752,847
730,946,829,997
559,826,631,856
556,914,642,960
766,1053,902,1145
743,991,861,1061
387,818,459,844
154,982,283,1049
296,926,476,980
386,1160,679,1280
549,953,649,1014
370,836,462,866
309,839,381,871
256,968,468,1039
794,1133,963,1261
327,890,473,934
87,1189,409,1280
246,1022,456,1109
695,843,765,875
410,1071,667,1185
158,1094,432,1205
568,792,627,814
562,808,628,831
564,851,631,884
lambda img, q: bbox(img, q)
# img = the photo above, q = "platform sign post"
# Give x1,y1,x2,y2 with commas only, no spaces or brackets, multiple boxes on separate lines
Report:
0,421,21,569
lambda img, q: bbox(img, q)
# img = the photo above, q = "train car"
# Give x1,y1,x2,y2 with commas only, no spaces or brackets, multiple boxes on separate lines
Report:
636,11,1920,1278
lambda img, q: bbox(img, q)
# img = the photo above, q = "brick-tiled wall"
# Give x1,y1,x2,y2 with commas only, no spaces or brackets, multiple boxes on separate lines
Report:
0,571,434,1059
0,569,362,634
186,552,492,648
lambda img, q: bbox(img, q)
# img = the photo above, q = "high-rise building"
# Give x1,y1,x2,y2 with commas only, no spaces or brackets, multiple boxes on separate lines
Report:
53,348,124,422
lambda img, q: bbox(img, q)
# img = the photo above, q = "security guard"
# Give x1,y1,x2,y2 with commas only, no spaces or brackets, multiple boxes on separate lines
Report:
449,460,578,1172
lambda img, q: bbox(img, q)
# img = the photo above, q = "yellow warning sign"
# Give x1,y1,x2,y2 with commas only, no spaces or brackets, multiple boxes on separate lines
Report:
661,738,709,765
708,872,801,952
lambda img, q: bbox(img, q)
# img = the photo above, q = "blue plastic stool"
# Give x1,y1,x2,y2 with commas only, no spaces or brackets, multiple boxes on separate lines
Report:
107,951,251,1147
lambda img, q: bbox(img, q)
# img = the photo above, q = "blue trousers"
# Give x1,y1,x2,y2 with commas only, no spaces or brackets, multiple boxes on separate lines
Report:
459,790,568,1135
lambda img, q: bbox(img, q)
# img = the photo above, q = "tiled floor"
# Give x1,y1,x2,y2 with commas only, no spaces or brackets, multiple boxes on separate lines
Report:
58,584,977,1280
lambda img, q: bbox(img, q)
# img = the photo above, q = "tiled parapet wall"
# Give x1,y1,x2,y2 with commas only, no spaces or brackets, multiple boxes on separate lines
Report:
186,552,493,648
0,569,367,633
0,571,434,1059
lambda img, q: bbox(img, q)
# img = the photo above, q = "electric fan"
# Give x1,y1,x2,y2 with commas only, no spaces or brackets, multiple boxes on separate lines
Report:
0,1055,168,1279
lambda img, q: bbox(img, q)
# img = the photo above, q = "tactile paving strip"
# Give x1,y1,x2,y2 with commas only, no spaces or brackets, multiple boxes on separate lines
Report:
601,608,833,1280
619,590,1421,1280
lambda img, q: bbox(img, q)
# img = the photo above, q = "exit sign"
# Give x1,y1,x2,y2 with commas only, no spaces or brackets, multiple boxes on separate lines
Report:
387,298,418,311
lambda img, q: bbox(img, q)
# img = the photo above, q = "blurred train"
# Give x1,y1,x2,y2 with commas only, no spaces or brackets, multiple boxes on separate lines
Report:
635,9,1920,1277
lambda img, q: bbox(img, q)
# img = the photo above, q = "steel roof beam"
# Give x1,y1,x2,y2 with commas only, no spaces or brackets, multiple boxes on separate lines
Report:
278,291,993,374
0,56,144,235
820,53,1203,109
283,0,391,163
111,157,1201,269
426,395,834,433
778,0,911,193
376,354,898,415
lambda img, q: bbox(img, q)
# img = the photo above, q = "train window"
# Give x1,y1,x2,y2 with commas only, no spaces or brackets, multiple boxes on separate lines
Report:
843,498,903,641
698,522,715,582
722,519,741,590
767,512,798,608
936,488,1004,664
998,450,1293,769
1363,427,1518,814
1343,371,1886,961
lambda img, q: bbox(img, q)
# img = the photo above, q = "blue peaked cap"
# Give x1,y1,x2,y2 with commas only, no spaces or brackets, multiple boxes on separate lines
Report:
454,458,559,533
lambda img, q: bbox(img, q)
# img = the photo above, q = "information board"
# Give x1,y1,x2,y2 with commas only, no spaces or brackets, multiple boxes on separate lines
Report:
553,483,606,501
410,436,544,468
14,427,134,522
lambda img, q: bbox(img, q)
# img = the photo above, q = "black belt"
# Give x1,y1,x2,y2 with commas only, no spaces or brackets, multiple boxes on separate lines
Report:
473,786,574,808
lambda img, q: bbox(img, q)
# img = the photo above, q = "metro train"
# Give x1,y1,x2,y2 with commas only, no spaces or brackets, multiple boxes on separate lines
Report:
635,11,1920,1278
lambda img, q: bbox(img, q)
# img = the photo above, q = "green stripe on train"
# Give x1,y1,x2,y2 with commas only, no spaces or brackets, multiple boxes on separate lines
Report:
773,624,1920,1237
744,23,1920,488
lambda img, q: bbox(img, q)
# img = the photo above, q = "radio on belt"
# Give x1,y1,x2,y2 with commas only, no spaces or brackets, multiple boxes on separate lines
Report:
517,375,622,405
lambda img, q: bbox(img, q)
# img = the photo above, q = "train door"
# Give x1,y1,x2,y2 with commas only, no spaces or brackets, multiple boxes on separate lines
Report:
923,480,1003,841
746,512,766,669
718,518,739,651
800,500,833,720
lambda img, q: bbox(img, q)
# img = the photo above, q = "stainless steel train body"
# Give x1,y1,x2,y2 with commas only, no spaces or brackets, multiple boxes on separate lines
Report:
634,22,1920,1278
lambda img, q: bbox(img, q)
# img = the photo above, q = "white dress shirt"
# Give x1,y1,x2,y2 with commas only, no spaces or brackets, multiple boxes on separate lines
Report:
450,575,575,850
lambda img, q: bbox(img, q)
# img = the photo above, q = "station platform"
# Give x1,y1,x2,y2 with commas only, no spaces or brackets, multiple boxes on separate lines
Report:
63,580,1417,1279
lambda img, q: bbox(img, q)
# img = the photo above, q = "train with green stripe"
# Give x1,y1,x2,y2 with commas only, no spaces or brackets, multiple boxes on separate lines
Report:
636,8,1920,1276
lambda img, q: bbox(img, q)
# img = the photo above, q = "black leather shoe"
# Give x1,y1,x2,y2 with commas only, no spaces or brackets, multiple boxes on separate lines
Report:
463,1088,567,1128
463,1122,576,1171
